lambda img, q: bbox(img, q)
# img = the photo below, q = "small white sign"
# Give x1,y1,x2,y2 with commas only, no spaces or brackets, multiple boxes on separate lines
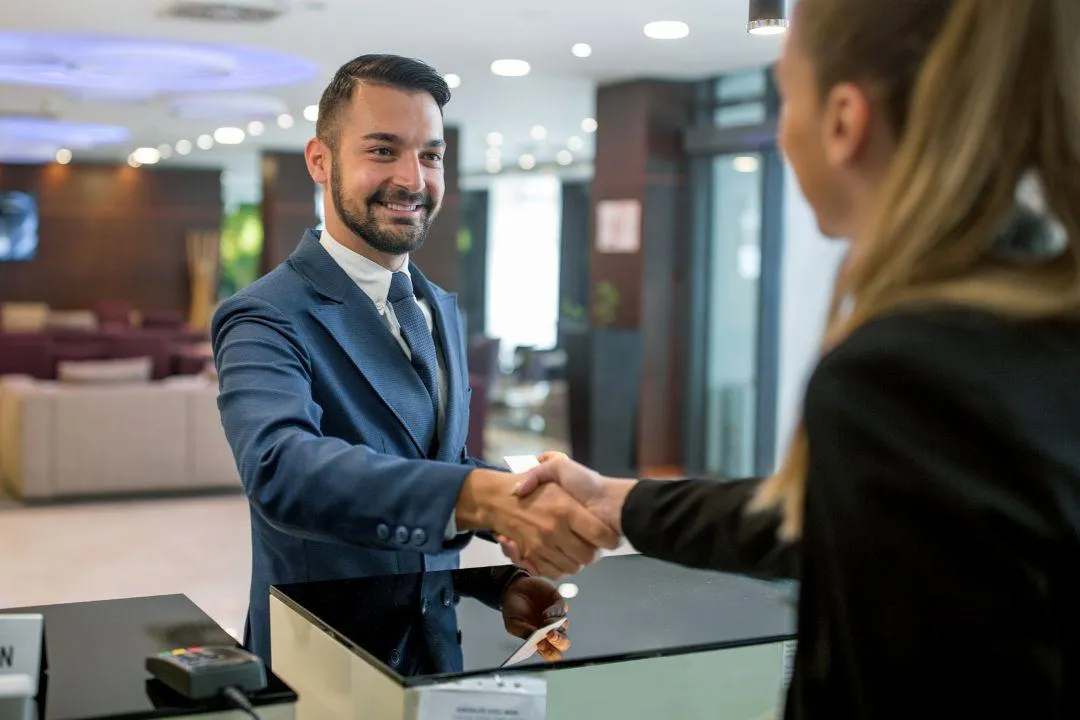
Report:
411,675,546,720
595,199,641,254
0,614,44,696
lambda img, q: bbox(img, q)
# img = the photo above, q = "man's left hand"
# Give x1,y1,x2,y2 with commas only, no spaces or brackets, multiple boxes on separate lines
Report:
501,575,571,662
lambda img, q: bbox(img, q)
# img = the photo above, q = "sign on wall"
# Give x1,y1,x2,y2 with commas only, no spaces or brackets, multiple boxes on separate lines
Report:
595,199,641,254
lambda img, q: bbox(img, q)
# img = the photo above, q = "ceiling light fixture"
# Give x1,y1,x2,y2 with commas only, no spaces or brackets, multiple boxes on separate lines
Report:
571,43,592,58
581,117,598,133
131,147,161,165
175,139,193,155
196,134,214,150
566,136,584,152
303,105,318,122
556,150,573,166
490,59,531,77
55,148,72,165
644,20,690,40
518,153,536,170
157,143,173,159
127,155,141,169
277,113,294,129
214,127,246,144
486,158,501,174
748,0,789,35
486,131,503,147
247,120,265,136
444,73,461,89
530,125,547,141
733,155,761,173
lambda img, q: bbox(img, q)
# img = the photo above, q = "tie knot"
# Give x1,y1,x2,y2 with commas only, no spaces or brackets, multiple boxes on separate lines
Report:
388,271,415,304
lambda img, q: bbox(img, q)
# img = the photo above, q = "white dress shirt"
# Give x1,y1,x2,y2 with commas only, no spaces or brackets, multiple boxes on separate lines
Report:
319,230,462,539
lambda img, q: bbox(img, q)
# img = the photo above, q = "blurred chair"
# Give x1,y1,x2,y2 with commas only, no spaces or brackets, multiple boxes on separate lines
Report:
104,330,178,380
45,310,97,333
93,300,135,329
0,333,50,378
141,309,186,330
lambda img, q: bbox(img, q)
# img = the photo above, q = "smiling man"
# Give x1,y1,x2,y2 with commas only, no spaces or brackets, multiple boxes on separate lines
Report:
211,54,617,666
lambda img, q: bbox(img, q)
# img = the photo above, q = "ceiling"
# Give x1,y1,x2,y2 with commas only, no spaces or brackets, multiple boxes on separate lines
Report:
0,0,784,200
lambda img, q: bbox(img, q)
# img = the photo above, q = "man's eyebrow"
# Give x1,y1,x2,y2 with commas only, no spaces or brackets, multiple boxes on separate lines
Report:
361,132,445,149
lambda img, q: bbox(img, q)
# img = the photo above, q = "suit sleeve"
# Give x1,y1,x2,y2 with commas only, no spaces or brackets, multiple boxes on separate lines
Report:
621,477,799,580
799,335,1060,718
212,294,473,554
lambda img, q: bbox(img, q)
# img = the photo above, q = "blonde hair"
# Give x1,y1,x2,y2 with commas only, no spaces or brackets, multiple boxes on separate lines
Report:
752,0,1080,539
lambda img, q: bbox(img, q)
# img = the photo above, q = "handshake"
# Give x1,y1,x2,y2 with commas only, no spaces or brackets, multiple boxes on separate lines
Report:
455,452,639,579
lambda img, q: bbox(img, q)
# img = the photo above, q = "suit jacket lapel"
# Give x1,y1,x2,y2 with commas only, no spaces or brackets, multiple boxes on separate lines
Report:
289,232,431,456
411,264,468,462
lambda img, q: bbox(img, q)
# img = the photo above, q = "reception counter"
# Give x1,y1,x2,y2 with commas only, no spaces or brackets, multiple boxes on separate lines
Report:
270,555,796,720
2,594,296,720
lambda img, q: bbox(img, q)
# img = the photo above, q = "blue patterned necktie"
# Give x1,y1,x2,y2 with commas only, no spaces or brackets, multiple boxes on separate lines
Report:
388,271,440,431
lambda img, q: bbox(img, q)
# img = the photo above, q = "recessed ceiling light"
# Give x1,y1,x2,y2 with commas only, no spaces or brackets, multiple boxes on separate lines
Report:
644,20,690,40
277,113,294,129
571,43,592,58
530,125,547,141
581,117,598,133
175,139,192,155
486,131,503,147
196,134,214,150
486,146,501,160
247,120,265,136
748,23,788,35
556,149,573,166
157,143,173,159
444,73,461,89
486,158,502,174
55,148,71,165
490,59,531,77
132,147,161,165
127,155,141,169
214,127,246,145
518,153,536,170
566,136,584,152
303,105,318,122
733,155,760,173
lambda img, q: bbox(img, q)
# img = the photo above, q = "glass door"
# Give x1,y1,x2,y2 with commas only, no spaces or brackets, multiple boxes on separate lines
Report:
702,152,765,478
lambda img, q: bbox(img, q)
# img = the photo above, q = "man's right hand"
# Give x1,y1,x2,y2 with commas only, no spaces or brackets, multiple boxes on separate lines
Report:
456,469,620,579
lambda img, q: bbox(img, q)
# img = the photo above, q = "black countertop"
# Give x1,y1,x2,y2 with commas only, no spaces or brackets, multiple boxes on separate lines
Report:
2,594,296,720
272,554,796,688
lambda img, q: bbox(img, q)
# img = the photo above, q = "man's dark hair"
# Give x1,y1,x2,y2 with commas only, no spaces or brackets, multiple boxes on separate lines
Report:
316,54,451,151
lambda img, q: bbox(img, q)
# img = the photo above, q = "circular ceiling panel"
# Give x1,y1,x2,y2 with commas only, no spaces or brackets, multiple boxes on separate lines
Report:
168,92,289,121
0,32,319,96
0,117,129,152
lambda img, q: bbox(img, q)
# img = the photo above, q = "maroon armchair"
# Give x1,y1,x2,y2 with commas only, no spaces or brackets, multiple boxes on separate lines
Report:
93,300,135,329
0,333,51,378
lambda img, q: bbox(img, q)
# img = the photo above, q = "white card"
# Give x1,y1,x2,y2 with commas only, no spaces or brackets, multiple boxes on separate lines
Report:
501,616,568,667
503,455,541,473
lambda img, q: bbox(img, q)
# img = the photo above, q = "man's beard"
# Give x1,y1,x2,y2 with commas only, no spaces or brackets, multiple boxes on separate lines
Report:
330,158,440,256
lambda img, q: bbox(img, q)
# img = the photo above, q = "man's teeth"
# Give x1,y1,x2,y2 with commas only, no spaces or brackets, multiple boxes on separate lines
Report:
384,202,418,212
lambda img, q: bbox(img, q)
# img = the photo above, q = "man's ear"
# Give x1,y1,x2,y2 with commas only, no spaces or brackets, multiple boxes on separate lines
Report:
821,82,872,169
305,136,330,184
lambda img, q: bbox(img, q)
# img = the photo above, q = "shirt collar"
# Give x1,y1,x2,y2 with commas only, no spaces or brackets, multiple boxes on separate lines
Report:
318,229,410,311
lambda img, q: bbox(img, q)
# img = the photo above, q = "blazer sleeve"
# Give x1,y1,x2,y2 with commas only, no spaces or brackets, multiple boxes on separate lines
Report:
212,294,474,555
800,325,1060,718
621,477,799,580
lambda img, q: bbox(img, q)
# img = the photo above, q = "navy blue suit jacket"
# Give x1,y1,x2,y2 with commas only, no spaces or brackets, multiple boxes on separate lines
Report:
211,229,483,664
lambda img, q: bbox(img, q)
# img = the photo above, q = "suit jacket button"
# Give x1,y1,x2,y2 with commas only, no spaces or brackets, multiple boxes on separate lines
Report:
442,589,453,607
389,649,401,666
395,526,410,544
376,524,390,541
411,528,427,546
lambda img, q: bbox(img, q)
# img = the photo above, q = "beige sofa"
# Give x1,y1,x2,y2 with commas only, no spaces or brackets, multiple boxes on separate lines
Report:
0,375,240,500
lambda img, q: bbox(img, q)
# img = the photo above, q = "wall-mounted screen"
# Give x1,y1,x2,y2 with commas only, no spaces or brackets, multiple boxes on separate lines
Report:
0,191,38,261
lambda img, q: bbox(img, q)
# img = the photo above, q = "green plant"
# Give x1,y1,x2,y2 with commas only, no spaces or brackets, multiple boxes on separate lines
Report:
561,299,586,322
457,226,473,254
592,281,621,327
219,204,264,300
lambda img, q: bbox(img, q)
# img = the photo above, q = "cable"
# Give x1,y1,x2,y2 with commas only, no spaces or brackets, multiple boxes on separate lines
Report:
221,685,263,719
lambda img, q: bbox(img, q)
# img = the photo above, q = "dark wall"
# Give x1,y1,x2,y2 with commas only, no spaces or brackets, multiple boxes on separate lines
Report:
459,188,488,336
411,126,461,293
0,162,222,312
558,181,591,324
260,151,317,274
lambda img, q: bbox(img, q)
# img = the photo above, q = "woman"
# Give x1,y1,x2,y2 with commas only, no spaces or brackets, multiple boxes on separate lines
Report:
509,0,1080,716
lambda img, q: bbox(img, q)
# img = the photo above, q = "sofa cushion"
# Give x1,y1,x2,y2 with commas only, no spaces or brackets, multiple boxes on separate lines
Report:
57,356,153,384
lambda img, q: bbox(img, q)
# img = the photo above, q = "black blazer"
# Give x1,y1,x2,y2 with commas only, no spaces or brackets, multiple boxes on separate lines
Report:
623,309,1080,719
